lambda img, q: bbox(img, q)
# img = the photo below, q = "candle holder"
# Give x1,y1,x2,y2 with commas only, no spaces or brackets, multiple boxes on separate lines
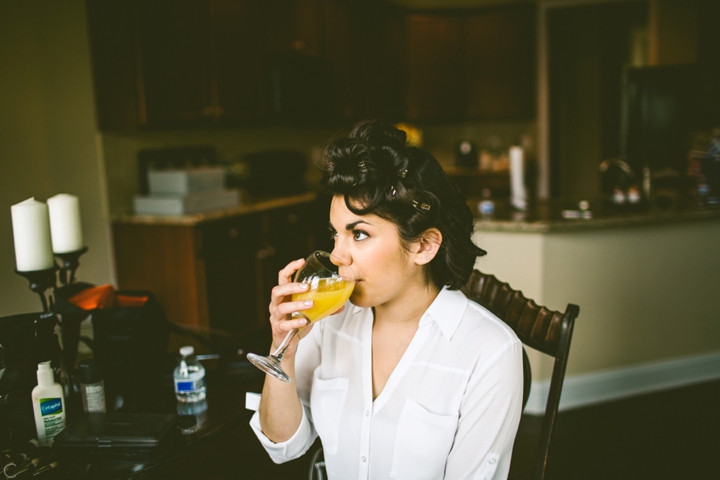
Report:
55,246,88,286
14,266,58,312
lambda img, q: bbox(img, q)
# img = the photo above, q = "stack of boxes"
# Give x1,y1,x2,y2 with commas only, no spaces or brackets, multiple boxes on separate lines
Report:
134,167,240,215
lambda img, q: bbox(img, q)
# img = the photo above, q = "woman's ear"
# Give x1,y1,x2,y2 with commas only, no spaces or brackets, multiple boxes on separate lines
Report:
414,228,442,265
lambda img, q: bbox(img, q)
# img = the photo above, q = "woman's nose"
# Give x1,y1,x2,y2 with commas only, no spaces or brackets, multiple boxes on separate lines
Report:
330,243,351,268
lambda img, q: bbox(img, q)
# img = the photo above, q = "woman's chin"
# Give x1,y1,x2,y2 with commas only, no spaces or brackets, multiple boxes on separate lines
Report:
349,291,370,309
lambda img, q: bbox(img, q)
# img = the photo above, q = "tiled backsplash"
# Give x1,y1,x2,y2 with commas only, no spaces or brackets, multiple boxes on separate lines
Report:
101,121,535,214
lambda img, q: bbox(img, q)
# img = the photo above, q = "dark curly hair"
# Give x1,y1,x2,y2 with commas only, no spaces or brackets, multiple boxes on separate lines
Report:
320,120,486,290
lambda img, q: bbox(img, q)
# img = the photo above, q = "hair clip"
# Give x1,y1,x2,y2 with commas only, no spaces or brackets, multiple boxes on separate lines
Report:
412,200,431,212
399,168,408,178
357,160,367,172
390,185,397,196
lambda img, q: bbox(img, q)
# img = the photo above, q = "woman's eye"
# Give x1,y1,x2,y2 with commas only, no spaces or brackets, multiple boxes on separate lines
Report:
329,230,338,240
353,230,369,241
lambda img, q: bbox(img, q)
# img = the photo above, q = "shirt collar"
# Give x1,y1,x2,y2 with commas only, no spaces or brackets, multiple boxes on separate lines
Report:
351,286,468,341
421,286,468,341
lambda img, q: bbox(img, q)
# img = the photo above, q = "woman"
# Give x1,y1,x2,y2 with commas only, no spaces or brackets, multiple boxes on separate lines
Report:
250,121,523,479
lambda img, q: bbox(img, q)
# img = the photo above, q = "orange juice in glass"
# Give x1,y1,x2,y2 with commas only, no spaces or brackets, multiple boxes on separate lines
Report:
292,277,355,323
247,251,355,383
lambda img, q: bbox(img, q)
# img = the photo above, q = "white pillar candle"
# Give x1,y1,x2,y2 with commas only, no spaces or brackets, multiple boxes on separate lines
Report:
510,146,527,210
47,193,84,253
11,197,55,271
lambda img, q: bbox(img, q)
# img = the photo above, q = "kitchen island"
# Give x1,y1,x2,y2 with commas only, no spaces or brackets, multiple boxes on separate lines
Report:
471,203,720,413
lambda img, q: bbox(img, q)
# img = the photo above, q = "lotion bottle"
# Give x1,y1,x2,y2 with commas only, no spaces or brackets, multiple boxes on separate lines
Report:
32,361,66,446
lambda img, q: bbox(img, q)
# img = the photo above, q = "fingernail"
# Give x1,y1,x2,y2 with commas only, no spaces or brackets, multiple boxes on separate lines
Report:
301,283,310,290
303,300,313,306
298,319,308,326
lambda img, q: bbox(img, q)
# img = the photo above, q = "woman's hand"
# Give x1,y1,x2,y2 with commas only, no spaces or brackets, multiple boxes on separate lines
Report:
268,258,314,356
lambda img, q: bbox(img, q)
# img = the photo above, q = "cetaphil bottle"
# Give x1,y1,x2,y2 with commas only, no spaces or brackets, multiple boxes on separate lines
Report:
32,361,66,446
174,346,206,402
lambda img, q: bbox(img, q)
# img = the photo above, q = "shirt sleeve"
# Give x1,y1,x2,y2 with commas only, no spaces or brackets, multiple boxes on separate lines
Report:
443,336,524,480
248,318,326,464
249,403,316,463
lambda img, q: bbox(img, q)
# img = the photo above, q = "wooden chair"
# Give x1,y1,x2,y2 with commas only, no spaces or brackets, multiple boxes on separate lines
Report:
461,270,579,480
309,270,578,480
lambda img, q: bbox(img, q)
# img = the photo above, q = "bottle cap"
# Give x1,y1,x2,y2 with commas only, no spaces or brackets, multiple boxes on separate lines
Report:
78,359,103,384
36,361,54,387
180,346,194,357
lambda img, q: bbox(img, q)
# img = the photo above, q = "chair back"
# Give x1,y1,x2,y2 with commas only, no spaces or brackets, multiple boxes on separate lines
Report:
462,270,578,480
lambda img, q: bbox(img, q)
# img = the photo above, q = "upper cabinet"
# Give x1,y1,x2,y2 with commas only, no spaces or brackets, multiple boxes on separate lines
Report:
406,14,465,121
406,3,536,122
464,4,536,120
87,0,268,129
86,0,537,130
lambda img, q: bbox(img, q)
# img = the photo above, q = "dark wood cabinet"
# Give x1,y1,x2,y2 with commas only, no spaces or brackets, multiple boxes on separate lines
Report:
404,3,536,122
464,5,536,120
112,199,328,342
87,0,268,129
137,0,214,128
87,0,537,129
406,14,465,121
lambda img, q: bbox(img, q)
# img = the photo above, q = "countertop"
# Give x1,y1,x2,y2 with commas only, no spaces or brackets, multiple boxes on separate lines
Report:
471,200,720,233
112,192,317,226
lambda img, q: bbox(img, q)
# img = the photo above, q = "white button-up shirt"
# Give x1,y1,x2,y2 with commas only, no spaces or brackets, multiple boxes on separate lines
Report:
250,287,523,479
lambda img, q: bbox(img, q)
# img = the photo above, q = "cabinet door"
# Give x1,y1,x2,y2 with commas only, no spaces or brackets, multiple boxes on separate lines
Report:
322,0,406,122
406,14,464,121
209,0,268,125
86,0,143,130
266,0,323,55
464,5,536,120
136,0,214,128
201,215,264,335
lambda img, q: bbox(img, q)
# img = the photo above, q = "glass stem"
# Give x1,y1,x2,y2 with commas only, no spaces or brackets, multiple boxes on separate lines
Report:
270,328,299,359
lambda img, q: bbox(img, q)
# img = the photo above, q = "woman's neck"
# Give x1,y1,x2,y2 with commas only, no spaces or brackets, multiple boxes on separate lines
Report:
373,280,441,327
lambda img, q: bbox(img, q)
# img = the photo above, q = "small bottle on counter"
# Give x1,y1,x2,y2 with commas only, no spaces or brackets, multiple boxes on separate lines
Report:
78,359,106,413
32,361,66,446
478,188,495,216
174,346,206,403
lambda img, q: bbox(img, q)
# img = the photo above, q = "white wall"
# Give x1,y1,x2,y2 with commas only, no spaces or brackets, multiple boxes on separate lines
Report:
0,0,114,316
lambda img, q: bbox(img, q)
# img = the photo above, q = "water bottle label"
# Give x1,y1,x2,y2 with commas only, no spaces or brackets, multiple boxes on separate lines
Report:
176,379,205,392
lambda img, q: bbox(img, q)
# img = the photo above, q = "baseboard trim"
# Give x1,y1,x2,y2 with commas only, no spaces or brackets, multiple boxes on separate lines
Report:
524,351,720,415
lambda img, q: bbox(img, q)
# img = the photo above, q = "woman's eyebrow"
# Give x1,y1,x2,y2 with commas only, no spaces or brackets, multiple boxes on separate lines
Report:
328,220,370,231
345,220,370,230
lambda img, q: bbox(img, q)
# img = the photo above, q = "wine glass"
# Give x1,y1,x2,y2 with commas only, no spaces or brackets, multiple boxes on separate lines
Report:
247,251,356,383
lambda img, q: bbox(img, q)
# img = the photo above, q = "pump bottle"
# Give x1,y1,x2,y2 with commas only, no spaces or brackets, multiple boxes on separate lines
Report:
31,361,66,446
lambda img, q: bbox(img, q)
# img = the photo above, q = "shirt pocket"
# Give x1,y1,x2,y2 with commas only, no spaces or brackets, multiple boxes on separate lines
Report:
390,398,458,480
310,372,349,455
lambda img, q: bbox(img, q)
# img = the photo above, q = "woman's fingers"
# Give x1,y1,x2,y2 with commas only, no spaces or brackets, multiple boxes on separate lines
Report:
278,258,305,285
275,316,310,332
273,299,314,319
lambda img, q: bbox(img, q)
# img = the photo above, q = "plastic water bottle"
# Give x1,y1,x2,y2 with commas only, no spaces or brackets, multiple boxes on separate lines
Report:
174,346,206,403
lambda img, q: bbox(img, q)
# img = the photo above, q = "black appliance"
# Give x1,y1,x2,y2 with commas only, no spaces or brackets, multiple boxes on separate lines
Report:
625,64,720,174
228,150,308,199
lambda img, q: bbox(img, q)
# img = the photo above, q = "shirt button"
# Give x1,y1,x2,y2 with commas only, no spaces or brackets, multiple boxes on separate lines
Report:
365,410,370,417
489,458,497,464
361,456,367,463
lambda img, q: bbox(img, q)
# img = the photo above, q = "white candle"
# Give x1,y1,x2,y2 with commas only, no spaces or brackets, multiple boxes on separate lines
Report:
47,193,84,253
509,146,527,210
11,198,55,271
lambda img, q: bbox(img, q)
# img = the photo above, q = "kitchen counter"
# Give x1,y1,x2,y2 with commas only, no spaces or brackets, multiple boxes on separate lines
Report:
471,200,720,233
471,202,720,413
112,192,318,226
